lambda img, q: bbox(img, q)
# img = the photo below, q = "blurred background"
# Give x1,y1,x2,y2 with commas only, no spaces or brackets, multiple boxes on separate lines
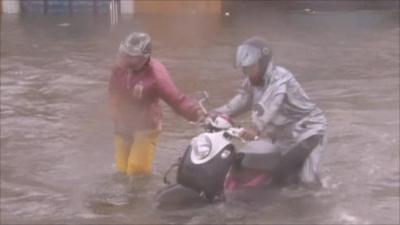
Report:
1,0,399,224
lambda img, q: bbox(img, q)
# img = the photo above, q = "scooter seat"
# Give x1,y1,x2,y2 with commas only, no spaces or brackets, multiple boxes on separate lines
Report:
239,139,281,170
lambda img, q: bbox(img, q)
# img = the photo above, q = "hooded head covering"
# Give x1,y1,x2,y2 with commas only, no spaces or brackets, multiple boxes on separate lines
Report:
119,32,152,58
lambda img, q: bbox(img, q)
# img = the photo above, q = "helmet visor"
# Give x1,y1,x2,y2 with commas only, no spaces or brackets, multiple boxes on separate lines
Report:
236,44,262,68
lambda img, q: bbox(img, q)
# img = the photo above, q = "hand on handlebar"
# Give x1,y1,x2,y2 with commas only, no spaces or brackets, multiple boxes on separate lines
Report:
239,127,260,141
189,109,208,127
195,108,207,123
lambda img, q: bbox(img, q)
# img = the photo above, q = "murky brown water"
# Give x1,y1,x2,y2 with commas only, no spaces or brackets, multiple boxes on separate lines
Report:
1,9,399,224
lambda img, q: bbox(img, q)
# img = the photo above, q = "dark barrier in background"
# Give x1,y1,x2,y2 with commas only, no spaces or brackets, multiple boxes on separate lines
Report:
21,0,111,15
223,0,399,14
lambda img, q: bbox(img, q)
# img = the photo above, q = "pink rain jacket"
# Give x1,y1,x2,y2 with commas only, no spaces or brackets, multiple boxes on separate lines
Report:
109,59,200,134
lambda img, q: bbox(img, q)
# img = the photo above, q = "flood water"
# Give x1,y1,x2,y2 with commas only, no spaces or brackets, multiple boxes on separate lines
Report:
1,8,399,224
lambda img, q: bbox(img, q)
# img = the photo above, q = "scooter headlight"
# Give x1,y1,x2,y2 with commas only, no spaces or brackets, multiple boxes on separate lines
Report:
192,135,212,159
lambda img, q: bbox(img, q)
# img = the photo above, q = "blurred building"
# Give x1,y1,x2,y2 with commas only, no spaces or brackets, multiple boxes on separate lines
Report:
1,0,398,15
0,0,221,15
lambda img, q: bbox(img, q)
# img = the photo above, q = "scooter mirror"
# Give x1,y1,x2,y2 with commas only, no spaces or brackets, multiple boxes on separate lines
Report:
202,91,209,101
198,91,209,114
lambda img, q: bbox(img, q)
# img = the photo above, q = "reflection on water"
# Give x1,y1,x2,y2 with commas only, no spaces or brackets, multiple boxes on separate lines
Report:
1,8,399,224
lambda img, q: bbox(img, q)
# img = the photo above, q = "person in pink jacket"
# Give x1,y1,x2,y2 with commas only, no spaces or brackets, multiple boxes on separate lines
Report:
109,32,206,175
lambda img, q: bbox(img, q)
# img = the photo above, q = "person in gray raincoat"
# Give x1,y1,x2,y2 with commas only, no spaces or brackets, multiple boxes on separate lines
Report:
212,36,328,185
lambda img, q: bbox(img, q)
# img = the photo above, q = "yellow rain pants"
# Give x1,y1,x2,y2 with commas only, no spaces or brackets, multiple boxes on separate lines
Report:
114,129,160,175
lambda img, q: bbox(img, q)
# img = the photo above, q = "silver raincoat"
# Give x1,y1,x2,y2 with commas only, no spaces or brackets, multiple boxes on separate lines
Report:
213,62,328,183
